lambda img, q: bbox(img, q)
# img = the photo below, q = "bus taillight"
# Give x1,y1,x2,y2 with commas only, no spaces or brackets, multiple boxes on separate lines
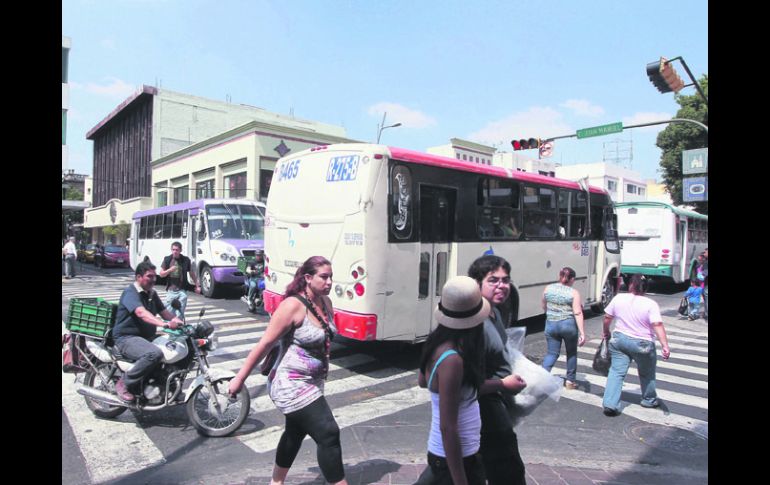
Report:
334,310,377,341
354,283,365,296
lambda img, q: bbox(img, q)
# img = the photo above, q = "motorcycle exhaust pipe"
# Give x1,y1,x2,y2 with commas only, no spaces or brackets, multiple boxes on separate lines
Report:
77,386,129,408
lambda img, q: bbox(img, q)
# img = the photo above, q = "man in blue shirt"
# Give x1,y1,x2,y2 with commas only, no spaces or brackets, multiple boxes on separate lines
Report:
112,261,183,402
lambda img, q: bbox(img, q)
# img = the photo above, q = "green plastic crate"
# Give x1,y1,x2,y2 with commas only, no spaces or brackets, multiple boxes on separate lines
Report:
66,298,118,339
237,256,257,273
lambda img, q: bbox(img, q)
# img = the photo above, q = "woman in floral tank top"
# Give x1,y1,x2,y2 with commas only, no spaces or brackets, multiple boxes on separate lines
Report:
228,256,348,485
541,267,586,390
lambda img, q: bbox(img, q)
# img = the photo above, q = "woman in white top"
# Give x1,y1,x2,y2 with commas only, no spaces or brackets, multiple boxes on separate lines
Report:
415,276,523,485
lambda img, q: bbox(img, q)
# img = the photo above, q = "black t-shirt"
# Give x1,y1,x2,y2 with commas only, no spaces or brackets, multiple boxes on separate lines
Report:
161,254,192,290
113,285,166,341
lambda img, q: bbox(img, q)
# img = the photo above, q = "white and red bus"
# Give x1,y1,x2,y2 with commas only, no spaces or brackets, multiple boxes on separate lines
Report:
262,144,620,342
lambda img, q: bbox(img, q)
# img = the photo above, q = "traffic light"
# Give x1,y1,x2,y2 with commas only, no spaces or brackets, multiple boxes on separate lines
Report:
511,138,542,151
646,57,685,94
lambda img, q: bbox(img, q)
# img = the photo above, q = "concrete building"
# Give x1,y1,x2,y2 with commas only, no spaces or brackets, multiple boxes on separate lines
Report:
426,138,496,165
84,86,355,243
62,36,70,173
555,162,647,203
645,179,675,205
492,152,560,177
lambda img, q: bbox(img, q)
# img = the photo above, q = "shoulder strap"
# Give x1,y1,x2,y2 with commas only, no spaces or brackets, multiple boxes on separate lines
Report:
427,349,458,391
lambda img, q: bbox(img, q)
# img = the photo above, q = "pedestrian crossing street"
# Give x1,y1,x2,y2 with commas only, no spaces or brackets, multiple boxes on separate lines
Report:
62,275,708,483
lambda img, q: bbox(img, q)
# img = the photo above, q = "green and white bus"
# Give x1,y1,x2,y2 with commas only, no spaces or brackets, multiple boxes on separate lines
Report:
616,201,707,284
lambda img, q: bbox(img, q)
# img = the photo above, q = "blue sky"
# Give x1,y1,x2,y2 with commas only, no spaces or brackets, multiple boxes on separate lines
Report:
62,0,708,182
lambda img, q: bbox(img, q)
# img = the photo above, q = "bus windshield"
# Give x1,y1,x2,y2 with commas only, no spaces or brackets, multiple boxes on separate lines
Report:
205,203,264,240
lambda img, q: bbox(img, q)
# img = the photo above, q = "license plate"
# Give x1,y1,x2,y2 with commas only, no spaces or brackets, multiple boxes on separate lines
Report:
117,258,124,263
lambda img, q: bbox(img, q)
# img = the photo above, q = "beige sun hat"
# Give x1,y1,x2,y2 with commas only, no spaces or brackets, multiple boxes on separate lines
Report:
433,275,491,330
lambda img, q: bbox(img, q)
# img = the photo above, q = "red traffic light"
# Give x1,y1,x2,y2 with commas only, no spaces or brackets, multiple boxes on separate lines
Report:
511,138,541,151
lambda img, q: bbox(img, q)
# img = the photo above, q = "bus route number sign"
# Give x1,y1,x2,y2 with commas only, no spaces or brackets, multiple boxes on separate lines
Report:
327,155,360,182
278,159,301,182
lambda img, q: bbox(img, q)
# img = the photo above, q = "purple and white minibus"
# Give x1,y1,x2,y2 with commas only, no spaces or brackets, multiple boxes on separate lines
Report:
130,198,265,298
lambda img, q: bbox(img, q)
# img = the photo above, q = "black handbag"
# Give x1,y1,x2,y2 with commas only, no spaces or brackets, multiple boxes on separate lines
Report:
592,337,611,376
678,297,689,316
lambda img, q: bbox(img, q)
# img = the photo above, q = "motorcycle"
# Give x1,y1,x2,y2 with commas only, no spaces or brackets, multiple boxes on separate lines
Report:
74,308,250,437
240,256,266,314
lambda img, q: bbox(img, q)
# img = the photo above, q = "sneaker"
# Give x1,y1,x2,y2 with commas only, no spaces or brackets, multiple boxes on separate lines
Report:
603,407,620,417
640,399,660,409
564,380,578,390
116,377,136,402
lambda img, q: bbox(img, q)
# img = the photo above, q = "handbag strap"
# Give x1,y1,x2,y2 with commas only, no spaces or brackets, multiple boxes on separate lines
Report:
293,294,333,341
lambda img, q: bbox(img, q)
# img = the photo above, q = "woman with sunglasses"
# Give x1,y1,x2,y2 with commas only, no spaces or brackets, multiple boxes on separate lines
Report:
229,256,347,485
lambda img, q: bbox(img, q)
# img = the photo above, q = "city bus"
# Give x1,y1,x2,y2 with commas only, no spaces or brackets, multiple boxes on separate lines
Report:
262,143,621,342
129,198,266,298
616,201,707,284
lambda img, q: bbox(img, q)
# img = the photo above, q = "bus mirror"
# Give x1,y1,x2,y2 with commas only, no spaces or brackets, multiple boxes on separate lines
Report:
194,219,202,233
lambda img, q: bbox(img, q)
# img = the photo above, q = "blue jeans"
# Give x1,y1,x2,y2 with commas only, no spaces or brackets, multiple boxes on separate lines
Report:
164,289,188,321
602,331,658,411
542,317,579,382
688,301,701,319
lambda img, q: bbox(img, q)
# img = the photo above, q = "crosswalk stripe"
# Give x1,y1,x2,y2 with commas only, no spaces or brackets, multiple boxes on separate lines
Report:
245,368,416,413
579,342,707,364
553,355,708,390
215,351,375,373
664,327,708,337
238,386,429,454
557,388,708,439
665,334,709,345
61,323,165,483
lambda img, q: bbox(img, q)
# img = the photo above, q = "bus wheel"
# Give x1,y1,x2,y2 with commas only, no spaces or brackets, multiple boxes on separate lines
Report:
592,277,616,314
200,265,218,298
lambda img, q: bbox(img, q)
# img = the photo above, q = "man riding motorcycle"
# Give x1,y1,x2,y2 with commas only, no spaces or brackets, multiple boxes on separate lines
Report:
113,260,183,402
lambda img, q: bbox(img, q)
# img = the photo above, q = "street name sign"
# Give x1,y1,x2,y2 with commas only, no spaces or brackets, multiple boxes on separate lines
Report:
576,122,623,139
683,176,708,202
682,148,708,175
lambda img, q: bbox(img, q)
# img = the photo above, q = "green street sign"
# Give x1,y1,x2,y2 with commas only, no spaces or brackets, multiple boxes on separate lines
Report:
576,122,623,139
682,148,708,175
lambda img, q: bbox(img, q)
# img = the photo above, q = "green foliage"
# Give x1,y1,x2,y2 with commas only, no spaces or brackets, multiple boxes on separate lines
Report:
103,221,131,244
64,188,84,201
656,75,708,214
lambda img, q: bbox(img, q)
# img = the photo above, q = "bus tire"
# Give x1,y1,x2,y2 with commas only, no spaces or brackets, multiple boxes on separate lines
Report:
592,275,616,314
200,265,218,298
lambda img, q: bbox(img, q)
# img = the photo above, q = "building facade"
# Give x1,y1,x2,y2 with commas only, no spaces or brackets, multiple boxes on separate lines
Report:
84,86,354,244
492,152,560,177
426,138,496,165
555,162,647,203
62,36,70,173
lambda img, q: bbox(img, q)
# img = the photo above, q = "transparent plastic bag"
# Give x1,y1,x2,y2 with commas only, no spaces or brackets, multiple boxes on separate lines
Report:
504,334,563,427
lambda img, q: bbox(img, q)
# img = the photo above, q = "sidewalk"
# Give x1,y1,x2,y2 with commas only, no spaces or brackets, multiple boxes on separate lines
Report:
227,460,707,485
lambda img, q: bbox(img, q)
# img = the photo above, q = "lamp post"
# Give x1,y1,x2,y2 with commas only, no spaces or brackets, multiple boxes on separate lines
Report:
376,111,402,143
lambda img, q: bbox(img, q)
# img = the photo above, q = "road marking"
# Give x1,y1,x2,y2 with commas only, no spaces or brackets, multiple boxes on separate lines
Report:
557,387,708,439
61,322,165,483
245,367,415,413
238,386,429,454
553,355,708,390
579,341,707,364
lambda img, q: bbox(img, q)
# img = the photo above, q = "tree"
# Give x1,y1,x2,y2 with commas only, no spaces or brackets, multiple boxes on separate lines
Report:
656,75,708,214
103,221,131,245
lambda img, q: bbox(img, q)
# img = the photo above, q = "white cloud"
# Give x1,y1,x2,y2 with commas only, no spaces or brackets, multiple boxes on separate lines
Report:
622,112,672,133
78,77,137,99
367,102,437,129
467,107,573,147
560,99,605,117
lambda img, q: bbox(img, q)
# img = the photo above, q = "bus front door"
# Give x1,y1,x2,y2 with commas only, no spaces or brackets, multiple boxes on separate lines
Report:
415,186,456,339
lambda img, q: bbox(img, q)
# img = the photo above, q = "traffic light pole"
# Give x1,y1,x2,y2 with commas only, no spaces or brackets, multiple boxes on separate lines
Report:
544,118,708,143
667,56,708,106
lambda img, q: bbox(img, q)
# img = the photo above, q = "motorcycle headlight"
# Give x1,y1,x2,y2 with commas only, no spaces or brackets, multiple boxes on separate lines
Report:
208,333,218,351
195,319,215,338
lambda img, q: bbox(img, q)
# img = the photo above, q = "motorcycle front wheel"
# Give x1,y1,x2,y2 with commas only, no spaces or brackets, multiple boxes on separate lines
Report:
84,363,128,419
186,377,250,437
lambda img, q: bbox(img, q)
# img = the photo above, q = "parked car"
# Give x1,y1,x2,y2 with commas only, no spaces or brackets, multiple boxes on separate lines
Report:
77,244,100,263
94,245,130,268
